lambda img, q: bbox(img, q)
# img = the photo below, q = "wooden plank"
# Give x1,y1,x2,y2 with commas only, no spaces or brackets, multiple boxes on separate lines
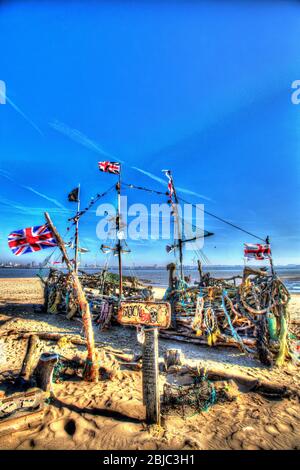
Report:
142,328,160,425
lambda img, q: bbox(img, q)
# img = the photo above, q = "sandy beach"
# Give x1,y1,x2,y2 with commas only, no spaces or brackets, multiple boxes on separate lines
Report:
0,278,299,450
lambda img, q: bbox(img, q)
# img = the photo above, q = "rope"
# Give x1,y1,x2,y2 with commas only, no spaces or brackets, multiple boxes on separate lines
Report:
221,289,253,353
68,184,115,223
124,179,266,242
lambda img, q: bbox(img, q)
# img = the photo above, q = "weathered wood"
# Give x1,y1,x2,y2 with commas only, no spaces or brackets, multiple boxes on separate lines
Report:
118,301,171,328
19,334,40,381
0,388,44,422
12,330,131,361
163,349,183,369
159,328,256,348
142,328,160,425
167,263,176,290
34,353,59,392
44,212,98,382
0,408,44,437
197,260,203,284
177,365,297,398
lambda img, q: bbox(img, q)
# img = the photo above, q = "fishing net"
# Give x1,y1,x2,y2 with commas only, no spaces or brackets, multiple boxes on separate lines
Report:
162,374,216,418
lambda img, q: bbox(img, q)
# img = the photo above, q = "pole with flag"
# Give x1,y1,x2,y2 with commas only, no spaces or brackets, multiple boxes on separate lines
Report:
44,212,99,382
116,167,123,300
74,184,80,273
68,185,80,273
98,161,123,300
162,170,184,280
265,235,275,276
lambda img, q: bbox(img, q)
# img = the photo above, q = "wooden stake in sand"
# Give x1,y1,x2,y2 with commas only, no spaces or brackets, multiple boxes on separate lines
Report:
44,212,99,382
19,334,40,382
142,327,160,425
35,353,59,393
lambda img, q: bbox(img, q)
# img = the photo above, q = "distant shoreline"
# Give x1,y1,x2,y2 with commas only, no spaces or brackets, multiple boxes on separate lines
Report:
1,266,300,293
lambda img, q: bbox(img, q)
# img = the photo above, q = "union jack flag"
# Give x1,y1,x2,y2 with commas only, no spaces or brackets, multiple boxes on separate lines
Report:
244,243,271,261
8,224,58,256
98,161,120,175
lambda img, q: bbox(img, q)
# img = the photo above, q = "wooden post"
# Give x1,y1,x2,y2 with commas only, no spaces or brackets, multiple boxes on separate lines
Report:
167,263,176,289
163,348,182,370
19,334,40,382
44,212,99,382
166,263,177,328
34,353,59,393
197,259,203,285
142,327,160,425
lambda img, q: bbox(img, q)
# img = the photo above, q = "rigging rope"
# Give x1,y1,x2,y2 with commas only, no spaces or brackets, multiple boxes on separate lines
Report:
123,181,266,242
68,184,116,223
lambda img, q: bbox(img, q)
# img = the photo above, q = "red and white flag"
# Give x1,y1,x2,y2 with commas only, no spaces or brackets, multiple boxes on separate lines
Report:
244,243,271,261
98,161,120,175
162,170,174,199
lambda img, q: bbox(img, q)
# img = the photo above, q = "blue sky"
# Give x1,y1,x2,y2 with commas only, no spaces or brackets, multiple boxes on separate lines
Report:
0,0,299,267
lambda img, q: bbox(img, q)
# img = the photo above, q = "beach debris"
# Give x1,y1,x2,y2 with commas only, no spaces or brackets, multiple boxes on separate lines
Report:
0,389,45,437
163,264,291,366
163,349,183,370
169,364,298,399
34,353,59,393
42,269,154,329
162,370,217,418
16,334,40,386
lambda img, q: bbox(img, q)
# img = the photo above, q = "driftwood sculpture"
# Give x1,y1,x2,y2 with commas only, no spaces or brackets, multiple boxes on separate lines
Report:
163,266,291,366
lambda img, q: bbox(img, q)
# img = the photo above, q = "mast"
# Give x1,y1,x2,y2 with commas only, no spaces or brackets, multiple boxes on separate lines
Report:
74,184,80,273
116,169,123,299
170,172,184,280
163,169,214,281
266,235,275,276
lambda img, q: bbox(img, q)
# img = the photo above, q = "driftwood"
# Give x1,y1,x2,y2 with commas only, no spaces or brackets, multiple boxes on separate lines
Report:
159,329,256,348
0,388,44,437
3,329,133,362
163,349,183,369
0,408,45,437
0,388,45,437
174,365,297,398
0,317,20,329
34,353,59,392
45,212,98,382
19,334,40,382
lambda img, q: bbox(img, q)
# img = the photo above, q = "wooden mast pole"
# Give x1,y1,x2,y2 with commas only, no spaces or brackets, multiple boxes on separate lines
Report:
266,235,275,276
44,212,99,382
74,183,80,274
116,168,123,299
170,172,184,280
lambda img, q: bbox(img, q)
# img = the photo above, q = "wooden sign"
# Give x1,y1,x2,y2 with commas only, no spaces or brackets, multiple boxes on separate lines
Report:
118,301,171,329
